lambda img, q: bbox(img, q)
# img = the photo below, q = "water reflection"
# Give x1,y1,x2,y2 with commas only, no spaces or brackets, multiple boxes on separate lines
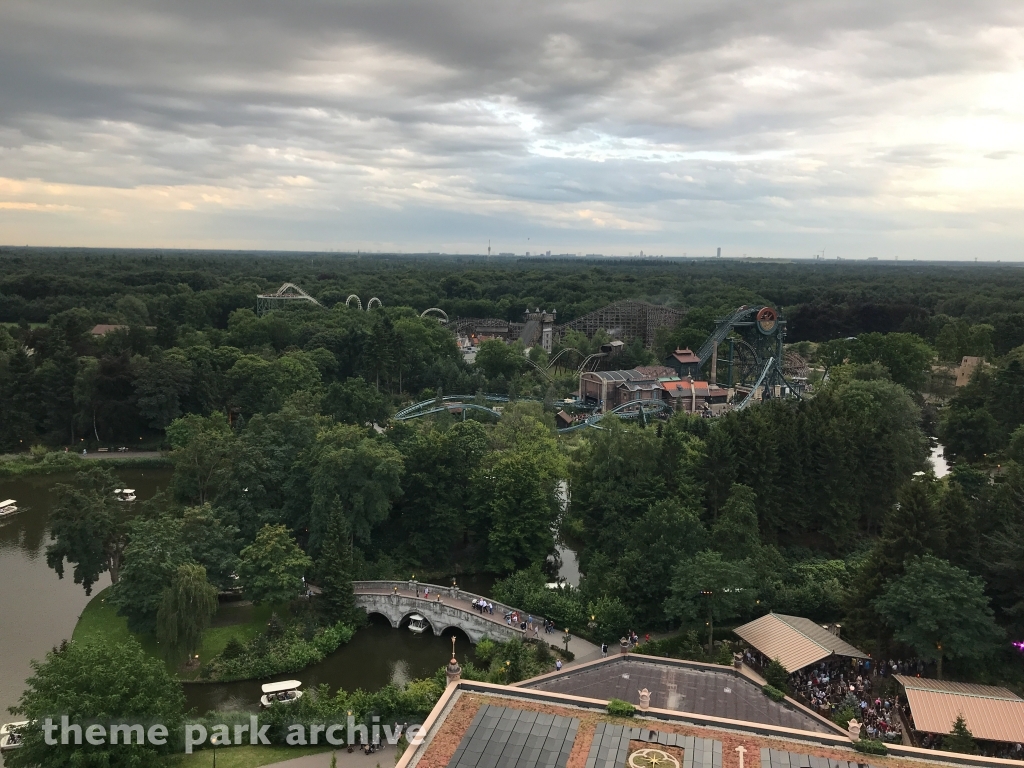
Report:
184,614,477,715
929,442,950,478
0,467,172,762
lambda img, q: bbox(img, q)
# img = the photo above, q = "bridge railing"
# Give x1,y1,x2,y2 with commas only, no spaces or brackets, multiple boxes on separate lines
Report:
352,580,547,630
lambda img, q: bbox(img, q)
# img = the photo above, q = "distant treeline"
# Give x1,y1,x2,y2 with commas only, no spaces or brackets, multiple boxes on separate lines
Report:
3,249,1024,347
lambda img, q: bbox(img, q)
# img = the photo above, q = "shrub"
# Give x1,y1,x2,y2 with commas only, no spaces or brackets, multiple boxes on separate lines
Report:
763,658,789,691
762,684,786,702
222,636,245,660
534,639,552,665
475,638,498,664
854,740,888,756
607,699,636,717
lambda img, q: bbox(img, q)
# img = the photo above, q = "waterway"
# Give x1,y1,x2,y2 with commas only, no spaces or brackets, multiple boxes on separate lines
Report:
929,441,950,478
0,468,480,731
0,467,170,765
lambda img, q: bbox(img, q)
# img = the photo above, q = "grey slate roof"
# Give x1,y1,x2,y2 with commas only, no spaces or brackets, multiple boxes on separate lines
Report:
447,705,579,768
760,748,880,768
522,658,831,734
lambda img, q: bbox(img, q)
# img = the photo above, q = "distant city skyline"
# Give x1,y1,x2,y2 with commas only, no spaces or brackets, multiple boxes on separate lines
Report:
1,0,1022,260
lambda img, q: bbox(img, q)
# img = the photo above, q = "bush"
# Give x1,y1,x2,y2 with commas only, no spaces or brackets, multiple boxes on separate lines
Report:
209,620,355,681
534,639,552,665
607,699,636,717
854,740,888,756
763,658,789,691
762,684,786,702
475,638,498,664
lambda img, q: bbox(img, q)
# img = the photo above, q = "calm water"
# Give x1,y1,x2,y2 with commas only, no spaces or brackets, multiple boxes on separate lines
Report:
185,614,477,715
0,467,171,765
0,467,483,731
929,441,950,478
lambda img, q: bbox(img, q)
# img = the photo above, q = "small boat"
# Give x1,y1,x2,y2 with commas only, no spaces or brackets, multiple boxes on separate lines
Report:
0,721,28,752
0,500,18,519
407,613,429,634
113,489,136,503
260,680,303,708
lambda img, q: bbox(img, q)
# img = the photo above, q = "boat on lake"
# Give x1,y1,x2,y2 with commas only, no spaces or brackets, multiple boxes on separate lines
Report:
113,488,136,502
260,680,303,708
0,500,18,519
0,721,28,752
407,613,429,634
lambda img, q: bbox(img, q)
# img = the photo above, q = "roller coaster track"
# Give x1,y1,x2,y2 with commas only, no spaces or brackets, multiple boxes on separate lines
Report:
694,306,755,365
735,357,775,411
556,399,672,432
393,394,668,433
256,282,325,316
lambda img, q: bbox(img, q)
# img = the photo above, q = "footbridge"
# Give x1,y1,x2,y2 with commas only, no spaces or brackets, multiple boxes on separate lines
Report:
353,580,544,643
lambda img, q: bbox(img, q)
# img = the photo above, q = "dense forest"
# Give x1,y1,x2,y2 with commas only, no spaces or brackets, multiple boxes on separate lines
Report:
4,248,1024,687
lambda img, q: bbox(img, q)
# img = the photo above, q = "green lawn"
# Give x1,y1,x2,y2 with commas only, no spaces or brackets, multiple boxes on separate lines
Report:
160,744,334,767
74,588,275,680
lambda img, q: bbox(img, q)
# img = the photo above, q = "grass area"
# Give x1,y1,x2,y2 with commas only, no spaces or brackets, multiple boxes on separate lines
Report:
74,588,275,680
0,452,171,478
160,744,333,767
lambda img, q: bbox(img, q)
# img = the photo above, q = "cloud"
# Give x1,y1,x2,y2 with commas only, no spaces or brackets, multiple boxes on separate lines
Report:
0,0,1022,257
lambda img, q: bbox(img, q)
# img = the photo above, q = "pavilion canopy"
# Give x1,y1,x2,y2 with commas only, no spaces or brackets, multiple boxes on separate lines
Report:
733,612,867,673
895,675,1024,744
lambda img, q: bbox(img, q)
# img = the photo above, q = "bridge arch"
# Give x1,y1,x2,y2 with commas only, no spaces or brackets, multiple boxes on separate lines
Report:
398,611,433,632
365,610,398,629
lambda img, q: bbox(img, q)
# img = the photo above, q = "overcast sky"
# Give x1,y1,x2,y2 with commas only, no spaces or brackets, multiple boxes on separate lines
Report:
1,1,1022,259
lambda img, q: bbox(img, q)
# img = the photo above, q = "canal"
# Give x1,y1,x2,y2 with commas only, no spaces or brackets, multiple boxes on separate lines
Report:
0,466,479,734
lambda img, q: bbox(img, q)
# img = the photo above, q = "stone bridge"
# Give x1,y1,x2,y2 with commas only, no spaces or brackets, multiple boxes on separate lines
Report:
352,580,545,644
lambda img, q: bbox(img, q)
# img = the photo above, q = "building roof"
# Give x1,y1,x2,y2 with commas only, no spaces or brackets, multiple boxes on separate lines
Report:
634,365,679,379
670,348,701,364
449,705,579,768
733,613,867,672
520,656,835,734
895,675,1024,743
583,369,651,383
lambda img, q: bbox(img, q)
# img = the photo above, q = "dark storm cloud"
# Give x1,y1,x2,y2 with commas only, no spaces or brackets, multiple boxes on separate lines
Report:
0,0,1022,256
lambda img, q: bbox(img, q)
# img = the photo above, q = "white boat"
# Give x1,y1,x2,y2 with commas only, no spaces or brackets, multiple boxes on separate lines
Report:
113,489,136,502
407,613,429,634
0,500,18,519
0,721,28,752
260,680,303,708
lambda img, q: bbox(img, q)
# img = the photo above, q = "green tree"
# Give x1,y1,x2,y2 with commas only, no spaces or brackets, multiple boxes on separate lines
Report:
109,514,191,634
849,332,933,391
393,420,488,567
238,524,312,605
712,484,761,560
307,424,404,549
45,465,133,592
474,449,560,573
166,412,236,505
763,658,790,691
475,339,526,380
316,510,359,624
156,563,218,661
133,349,193,429
7,638,184,768
944,714,979,754
323,377,392,425
668,550,754,654
180,503,240,591
873,555,1003,678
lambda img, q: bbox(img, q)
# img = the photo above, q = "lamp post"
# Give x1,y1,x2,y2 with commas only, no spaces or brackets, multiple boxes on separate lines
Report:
562,629,572,654
211,733,222,767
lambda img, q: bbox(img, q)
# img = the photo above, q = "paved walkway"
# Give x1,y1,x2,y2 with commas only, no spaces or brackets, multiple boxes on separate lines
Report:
352,584,601,665
265,745,398,768
80,450,165,460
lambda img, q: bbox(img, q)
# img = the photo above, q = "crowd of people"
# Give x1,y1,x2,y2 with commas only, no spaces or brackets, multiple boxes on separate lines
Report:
743,651,905,743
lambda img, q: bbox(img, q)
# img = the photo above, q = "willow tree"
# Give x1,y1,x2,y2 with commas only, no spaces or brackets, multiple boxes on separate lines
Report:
156,563,218,661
